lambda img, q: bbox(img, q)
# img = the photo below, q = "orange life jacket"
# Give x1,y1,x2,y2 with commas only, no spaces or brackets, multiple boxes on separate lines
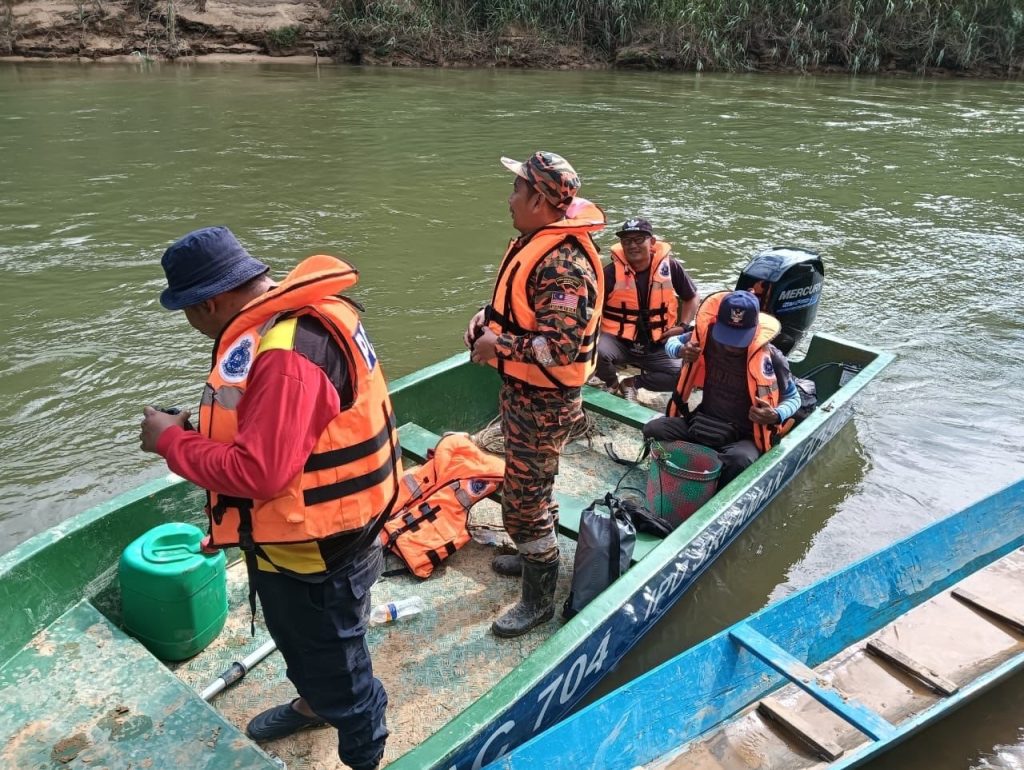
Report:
381,433,505,579
667,291,791,453
199,254,402,549
601,240,680,342
484,199,606,389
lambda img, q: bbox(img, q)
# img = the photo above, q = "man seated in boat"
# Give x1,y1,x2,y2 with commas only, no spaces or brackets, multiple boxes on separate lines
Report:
139,226,393,770
592,217,698,400
642,290,801,486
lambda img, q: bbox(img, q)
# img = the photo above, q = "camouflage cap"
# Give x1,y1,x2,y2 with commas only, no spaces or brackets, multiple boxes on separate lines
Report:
500,151,581,210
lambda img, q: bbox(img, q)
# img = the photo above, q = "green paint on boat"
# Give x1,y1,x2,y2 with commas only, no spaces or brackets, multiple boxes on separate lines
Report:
0,335,892,770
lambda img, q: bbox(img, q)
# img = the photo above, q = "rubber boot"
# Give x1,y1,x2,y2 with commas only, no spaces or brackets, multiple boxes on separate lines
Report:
492,509,559,577
491,559,559,638
491,553,522,576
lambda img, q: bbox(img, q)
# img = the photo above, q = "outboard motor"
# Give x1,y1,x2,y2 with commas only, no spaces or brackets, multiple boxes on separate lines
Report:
734,247,824,355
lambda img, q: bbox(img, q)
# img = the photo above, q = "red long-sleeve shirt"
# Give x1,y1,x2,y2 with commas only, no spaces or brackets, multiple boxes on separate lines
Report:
155,341,368,578
157,349,341,498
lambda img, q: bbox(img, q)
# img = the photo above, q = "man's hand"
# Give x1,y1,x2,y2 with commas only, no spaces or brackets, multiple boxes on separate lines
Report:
749,398,780,425
681,340,702,363
464,308,486,349
140,405,191,453
470,327,498,364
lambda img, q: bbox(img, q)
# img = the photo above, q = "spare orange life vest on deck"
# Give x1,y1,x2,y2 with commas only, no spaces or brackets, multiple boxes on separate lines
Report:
381,433,505,579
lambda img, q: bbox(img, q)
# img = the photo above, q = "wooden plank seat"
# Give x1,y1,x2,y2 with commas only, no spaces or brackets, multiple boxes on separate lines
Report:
952,587,1024,634
865,638,959,696
757,696,845,761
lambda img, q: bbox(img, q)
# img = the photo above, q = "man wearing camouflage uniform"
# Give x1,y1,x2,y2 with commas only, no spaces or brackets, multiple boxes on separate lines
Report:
465,151,605,638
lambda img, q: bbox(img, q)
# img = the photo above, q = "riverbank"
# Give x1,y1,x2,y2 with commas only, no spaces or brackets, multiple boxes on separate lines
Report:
2,0,1022,75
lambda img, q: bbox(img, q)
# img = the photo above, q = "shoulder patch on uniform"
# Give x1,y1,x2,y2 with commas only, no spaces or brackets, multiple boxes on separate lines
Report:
550,291,580,312
221,335,255,383
658,260,672,279
762,355,775,378
352,321,378,371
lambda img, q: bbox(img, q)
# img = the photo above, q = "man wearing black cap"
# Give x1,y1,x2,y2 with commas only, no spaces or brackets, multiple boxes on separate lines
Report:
595,217,698,400
643,290,801,486
139,226,395,770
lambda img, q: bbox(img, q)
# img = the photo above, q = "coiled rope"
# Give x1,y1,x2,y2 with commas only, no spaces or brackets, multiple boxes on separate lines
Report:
472,410,599,455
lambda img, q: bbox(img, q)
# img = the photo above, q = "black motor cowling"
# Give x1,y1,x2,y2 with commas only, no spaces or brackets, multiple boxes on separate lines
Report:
734,247,824,355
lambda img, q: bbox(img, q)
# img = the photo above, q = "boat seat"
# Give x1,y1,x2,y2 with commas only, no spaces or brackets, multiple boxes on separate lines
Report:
582,384,660,428
398,421,661,562
0,600,276,769
553,490,662,563
397,421,446,464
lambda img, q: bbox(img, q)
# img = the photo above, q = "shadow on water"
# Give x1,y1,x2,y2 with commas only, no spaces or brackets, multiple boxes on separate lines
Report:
583,419,869,704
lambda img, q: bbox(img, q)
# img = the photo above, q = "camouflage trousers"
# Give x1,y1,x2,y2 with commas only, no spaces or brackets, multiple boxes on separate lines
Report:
499,381,582,566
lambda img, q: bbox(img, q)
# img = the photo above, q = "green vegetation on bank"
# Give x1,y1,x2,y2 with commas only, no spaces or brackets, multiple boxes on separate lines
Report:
327,0,1024,75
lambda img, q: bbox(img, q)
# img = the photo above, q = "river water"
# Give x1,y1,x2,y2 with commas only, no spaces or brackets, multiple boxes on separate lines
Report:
1,62,1022,767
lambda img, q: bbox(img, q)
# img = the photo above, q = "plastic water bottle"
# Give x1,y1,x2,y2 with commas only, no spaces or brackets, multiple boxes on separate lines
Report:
370,596,425,625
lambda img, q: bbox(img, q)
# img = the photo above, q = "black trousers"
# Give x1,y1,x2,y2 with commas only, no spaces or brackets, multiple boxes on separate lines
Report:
595,334,681,392
251,545,388,770
642,415,760,487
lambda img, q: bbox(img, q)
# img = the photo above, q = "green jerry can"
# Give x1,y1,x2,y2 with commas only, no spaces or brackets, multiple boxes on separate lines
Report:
119,522,228,661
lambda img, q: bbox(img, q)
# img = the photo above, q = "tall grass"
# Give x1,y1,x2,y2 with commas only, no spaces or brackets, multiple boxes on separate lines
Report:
1,1,14,57
323,0,1024,74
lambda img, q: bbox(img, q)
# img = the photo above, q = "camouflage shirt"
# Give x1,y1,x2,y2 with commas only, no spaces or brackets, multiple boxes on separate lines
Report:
494,238,599,368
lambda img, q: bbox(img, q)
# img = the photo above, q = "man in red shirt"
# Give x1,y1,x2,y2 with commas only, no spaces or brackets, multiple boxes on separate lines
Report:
140,226,394,770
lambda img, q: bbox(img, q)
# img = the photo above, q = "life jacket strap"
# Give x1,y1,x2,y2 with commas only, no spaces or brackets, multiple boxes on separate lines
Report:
303,412,397,472
302,442,402,506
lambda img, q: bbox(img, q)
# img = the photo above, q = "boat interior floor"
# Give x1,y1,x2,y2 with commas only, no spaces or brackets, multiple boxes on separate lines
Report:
650,546,1024,770
168,412,650,769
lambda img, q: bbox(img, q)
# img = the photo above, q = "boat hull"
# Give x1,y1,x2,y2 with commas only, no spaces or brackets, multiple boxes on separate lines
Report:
0,333,891,770
488,479,1024,770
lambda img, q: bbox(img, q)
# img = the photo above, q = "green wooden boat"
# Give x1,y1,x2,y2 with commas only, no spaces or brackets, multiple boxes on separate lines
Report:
0,334,890,770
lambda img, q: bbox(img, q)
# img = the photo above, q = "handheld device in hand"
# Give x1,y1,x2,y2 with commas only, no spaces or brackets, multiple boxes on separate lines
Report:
155,406,195,432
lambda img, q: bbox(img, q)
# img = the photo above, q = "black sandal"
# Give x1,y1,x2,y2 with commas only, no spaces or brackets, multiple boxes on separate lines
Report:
246,699,327,741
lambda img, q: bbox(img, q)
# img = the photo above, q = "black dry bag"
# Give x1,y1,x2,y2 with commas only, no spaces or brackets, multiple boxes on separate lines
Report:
562,494,636,619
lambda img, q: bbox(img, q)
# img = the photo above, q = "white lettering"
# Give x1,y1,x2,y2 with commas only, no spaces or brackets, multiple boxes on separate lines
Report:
777,283,822,301
472,719,515,770
585,631,611,676
560,655,587,705
534,676,562,730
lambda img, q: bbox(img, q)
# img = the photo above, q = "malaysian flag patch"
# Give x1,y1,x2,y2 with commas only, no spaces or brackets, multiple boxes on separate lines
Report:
550,291,580,312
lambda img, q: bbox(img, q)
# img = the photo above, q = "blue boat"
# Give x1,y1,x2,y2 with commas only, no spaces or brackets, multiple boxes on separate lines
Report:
487,479,1024,770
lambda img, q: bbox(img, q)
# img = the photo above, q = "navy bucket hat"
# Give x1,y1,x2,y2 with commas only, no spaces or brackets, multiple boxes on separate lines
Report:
711,291,761,348
159,226,269,310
